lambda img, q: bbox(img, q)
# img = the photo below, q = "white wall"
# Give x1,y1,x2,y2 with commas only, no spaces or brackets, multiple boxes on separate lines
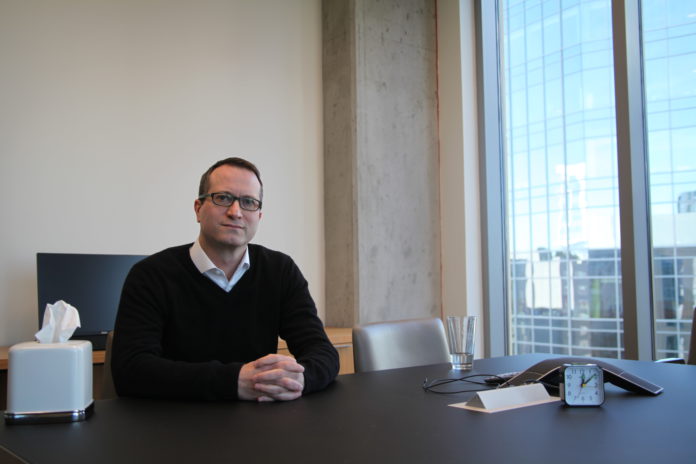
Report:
0,0,324,346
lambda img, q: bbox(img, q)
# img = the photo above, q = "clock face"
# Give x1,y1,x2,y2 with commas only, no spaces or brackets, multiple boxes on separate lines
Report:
562,364,604,406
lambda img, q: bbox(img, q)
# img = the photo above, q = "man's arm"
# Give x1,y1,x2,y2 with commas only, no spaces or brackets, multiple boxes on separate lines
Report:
111,259,242,400
276,257,340,394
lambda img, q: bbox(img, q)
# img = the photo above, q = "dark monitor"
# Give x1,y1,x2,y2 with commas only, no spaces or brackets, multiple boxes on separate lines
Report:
36,252,146,350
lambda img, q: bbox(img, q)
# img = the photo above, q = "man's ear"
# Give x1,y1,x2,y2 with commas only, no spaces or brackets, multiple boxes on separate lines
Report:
194,199,202,222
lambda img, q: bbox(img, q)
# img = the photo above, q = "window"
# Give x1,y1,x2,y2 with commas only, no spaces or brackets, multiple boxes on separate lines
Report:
643,0,696,359
480,0,696,360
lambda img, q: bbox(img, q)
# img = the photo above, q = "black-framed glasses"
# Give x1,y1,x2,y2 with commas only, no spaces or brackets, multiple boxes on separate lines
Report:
198,192,262,211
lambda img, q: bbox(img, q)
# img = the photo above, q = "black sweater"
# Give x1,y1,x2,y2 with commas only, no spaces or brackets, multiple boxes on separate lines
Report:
111,243,339,400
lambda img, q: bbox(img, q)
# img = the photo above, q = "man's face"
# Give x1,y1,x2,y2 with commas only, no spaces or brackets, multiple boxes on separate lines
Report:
194,165,263,253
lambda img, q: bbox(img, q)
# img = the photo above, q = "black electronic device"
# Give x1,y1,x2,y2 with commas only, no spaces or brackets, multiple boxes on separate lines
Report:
36,253,146,350
500,356,663,396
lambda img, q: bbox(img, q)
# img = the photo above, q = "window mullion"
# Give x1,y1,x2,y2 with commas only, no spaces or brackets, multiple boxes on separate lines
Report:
476,0,508,357
612,0,655,360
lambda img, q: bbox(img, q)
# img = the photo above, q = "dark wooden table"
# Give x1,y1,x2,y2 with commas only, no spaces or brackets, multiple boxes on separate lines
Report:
2,354,694,463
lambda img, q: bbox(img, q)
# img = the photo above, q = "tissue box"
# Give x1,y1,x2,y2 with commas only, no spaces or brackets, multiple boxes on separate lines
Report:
4,340,94,425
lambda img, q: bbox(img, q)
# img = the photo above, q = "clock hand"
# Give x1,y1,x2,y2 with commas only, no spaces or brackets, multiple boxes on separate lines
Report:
585,373,597,385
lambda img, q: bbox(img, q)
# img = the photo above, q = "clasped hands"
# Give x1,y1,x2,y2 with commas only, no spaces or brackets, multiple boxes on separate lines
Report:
238,354,305,402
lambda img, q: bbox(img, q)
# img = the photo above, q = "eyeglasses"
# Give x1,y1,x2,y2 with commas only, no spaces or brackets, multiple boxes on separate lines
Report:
198,192,262,211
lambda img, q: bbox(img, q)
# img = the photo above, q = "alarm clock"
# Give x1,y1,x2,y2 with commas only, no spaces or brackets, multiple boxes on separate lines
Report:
559,363,605,407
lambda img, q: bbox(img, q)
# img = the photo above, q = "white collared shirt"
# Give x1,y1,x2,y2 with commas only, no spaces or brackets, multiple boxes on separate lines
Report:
189,239,250,292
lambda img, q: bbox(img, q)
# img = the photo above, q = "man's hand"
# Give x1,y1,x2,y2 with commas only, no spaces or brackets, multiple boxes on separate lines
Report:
238,354,305,402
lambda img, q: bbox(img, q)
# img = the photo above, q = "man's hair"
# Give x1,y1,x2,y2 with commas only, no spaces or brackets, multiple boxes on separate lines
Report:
198,157,263,200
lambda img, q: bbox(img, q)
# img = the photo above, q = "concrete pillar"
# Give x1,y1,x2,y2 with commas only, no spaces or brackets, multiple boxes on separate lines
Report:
323,0,440,327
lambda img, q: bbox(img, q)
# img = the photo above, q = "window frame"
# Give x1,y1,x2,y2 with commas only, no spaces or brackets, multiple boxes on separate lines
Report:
476,0,656,360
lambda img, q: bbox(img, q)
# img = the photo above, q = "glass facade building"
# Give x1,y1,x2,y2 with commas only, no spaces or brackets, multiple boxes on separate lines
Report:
498,0,696,359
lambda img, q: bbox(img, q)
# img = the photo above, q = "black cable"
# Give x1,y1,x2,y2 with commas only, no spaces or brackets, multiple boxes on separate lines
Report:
422,374,507,394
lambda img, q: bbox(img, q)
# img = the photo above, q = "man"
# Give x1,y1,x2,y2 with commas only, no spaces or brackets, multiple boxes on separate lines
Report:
112,157,339,401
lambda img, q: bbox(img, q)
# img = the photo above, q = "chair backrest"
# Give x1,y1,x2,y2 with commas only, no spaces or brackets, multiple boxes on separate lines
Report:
352,318,451,373
101,330,118,399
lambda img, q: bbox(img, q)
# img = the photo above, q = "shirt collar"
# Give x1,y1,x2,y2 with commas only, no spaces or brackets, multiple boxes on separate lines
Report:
189,239,250,275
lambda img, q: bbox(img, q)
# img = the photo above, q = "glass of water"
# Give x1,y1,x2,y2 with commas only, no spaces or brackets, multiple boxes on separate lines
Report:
445,316,477,371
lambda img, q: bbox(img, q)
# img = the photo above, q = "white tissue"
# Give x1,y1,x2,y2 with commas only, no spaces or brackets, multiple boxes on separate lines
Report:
35,300,81,343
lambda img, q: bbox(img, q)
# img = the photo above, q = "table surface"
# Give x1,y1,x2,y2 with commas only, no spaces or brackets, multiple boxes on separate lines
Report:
1,354,694,464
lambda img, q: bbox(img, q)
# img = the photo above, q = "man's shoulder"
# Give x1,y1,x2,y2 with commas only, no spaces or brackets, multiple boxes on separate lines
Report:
248,244,300,274
248,243,294,264
247,244,307,286
132,244,193,272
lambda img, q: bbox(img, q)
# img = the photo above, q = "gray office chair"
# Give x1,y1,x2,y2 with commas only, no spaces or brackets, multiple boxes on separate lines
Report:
681,308,696,364
352,318,451,373
656,310,696,365
678,309,696,364
101,330,118,399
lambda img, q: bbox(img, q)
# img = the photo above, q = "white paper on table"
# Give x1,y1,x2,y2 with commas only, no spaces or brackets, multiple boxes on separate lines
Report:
450,383,560,413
